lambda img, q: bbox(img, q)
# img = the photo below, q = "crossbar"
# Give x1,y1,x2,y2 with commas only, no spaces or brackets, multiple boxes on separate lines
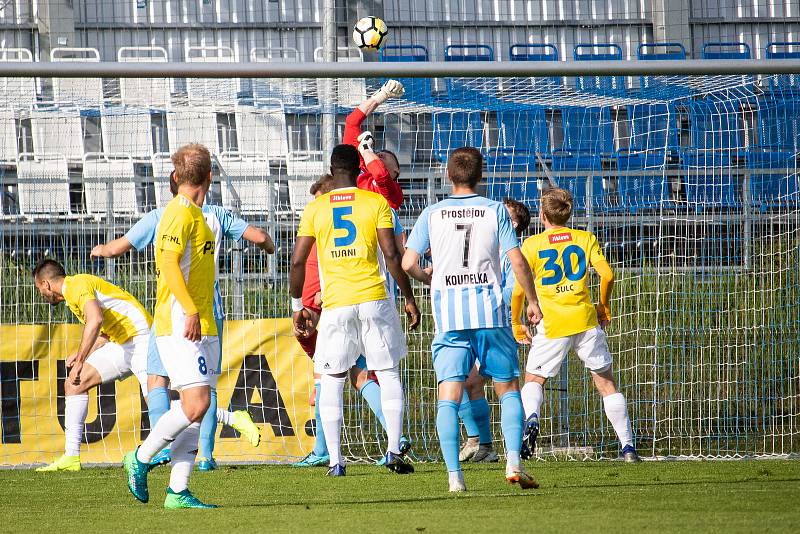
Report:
1,59,800,78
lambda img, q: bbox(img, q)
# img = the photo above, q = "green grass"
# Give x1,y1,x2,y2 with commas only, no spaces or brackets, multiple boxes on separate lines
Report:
1,460,799,533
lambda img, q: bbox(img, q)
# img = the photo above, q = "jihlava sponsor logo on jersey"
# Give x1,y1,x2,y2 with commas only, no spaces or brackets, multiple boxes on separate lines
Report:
549,232,572,244
330,192,355,203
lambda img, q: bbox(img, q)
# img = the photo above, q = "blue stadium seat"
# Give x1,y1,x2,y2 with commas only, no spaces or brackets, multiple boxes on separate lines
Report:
509,44,561,88
746,148,798,210
484,176,543,210
616,149,672,212
380,45,432,102
764,42,800,94
550,149,611,213
432,110,484,162
561,106,614,156
682,149,742,208
636,42,691,98
688,99,746,161
757,97,800,152
486,107,549,171
444,44,496,104
627,103,680,155
573,44,625,97
701,42,751,60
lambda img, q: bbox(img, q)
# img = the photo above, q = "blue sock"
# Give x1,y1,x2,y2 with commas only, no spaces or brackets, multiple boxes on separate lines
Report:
146,386,169,430
470,397,493,445
312,382,328,456
436,399,461,472
359,379,387,431
499,391,524,460
458,390,480,438
198,387,218,459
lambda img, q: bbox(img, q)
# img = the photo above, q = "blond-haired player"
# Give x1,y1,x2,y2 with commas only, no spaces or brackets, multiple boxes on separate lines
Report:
511,187,640,462
123,143,221,508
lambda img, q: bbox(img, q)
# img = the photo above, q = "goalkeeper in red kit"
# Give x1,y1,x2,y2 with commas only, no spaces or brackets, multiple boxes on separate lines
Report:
344,79,405,210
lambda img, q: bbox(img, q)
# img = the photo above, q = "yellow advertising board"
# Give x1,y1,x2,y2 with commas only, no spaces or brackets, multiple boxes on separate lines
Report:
0,319,315,466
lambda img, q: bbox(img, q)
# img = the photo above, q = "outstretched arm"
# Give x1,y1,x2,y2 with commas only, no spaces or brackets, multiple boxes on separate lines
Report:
91,236,134,258
241,225,275,254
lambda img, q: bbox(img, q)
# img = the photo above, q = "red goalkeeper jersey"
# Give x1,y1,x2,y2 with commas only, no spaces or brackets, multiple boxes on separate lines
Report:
302,244,322,314
343,108,404,210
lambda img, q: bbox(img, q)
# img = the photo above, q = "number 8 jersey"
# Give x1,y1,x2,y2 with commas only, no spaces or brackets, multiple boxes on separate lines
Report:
297,186,395,309
406,194,519,332
520,226,610,338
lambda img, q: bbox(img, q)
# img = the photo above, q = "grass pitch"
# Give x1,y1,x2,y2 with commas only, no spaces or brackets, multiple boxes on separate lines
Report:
0,460,798,533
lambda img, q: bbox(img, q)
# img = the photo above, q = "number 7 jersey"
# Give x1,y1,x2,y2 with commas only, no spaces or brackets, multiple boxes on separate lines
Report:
297,186,395,309
520,226,608,338
406,194,519,332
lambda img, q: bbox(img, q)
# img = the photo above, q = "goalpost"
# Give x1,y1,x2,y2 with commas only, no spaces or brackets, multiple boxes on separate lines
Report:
0,59,798,467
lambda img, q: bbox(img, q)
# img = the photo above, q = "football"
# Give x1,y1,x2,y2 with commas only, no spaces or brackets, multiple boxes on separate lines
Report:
352,16,388,51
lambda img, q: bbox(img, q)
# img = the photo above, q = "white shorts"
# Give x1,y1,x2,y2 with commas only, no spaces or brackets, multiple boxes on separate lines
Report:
314,298,407,374
526,322,613,378
155,335,220,390
85,334,148,395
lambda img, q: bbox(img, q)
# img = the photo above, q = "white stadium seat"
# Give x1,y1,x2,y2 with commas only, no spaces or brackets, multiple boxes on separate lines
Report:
250,47,304,107
218,152,273,215
101,106,154,160
234,100,289,163
16,153,72,217
30,103,84,162
185,46,238,109
150,152,174,208
166,109,219,154
314,47,367,108
0,48,37,110
82,153,139,218
117,46,171,108
50,47,103,106
286,150,324,214
0,108,19,163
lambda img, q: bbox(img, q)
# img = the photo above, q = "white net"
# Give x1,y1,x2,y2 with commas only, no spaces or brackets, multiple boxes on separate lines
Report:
0,56,799,466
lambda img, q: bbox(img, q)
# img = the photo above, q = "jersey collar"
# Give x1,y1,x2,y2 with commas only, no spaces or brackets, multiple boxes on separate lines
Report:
449,194,479,199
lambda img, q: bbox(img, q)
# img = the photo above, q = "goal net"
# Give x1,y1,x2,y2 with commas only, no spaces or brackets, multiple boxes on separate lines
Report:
0,62,798,466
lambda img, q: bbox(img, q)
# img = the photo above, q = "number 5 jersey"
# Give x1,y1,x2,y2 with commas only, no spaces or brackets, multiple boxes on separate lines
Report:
297,186,395,309
406,194,520,333
518,227,613,339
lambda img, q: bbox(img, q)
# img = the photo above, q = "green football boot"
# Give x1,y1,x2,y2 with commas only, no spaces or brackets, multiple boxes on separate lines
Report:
123,449,150,503
164,488,219,509
36,454,81,472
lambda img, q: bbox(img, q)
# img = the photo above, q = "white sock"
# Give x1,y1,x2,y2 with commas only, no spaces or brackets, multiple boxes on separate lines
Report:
216,409,233,425
319,374,346,467
602,392,634,448
137,402,192,463
521,382,544,419
168,422,200,492
64,394,89,457
506,451,521,472
374,367,404,454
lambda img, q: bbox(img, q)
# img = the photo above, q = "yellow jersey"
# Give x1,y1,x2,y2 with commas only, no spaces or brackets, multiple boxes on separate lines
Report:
297,187,394,309
154,194,217,337
519,227,611,338
62,274,152,345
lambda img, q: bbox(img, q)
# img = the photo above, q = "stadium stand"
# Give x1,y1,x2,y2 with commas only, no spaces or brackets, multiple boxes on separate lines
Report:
219,152,274,215
379,45,432,101
573,43,625,97
16,153,72,218
82,153,139,218
250,47,305,108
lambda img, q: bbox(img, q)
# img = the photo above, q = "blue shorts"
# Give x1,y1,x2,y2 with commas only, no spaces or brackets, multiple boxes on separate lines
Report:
147,317,225,377
355,355,367,370
432,327,519,383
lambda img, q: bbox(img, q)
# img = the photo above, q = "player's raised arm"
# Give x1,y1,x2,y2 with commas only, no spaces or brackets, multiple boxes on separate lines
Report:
378,227,420,330
241,225,275,254
344,80,405,146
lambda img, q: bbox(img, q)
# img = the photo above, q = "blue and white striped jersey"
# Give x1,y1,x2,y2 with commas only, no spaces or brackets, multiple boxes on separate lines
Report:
407,194,519,332
126,204,248,320
501,254,515,308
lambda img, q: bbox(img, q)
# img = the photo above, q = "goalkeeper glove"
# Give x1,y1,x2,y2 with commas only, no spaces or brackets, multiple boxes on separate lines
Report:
357,131,375,155
371,79,405,105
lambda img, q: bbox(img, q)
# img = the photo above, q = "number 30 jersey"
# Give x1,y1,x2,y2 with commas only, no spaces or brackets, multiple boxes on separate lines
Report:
407,194,519,333
520,226,609,338
297,186,394,309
